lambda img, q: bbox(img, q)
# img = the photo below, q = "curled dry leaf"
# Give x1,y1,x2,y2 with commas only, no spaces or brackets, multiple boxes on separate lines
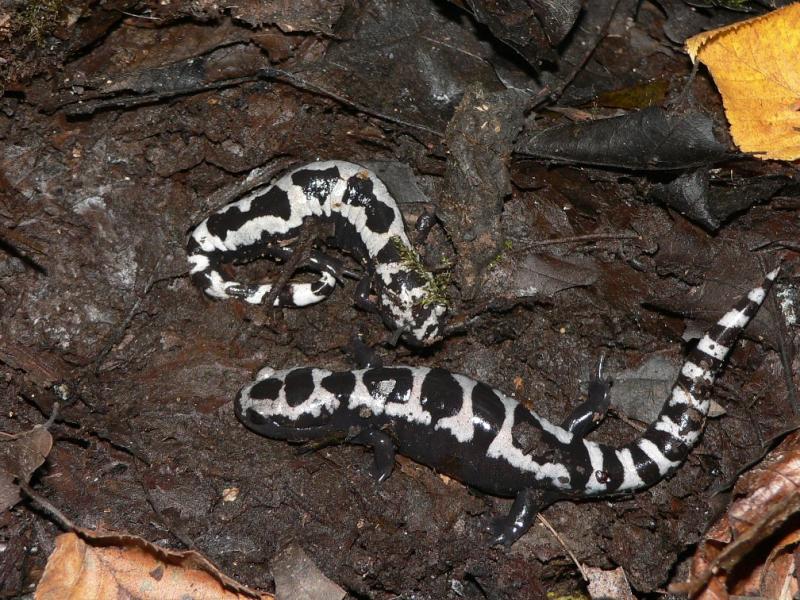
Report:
670,430,800,598
35,531,273,600
686,4,800,161
515,107,727,170
0,425,52,512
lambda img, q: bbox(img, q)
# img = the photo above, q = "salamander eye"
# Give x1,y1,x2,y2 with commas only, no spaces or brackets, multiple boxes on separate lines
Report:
595,470,610,484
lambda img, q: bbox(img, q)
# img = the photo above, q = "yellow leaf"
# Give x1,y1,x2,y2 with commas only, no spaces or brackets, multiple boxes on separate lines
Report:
686,4,800,161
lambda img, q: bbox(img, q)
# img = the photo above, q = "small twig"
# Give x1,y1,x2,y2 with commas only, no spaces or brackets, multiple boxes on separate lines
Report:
63,75,261,116
751,239,800,252
43,401,60,429
263,222,318,309
260,68,444,137
193,157,294,221
673,59,701,111
139,477,196,549
608,407,647,433
61,60,443,136
0,231,47,274
118,10,162,21
536,513,588,581
510,231,640,255
18,480,78,532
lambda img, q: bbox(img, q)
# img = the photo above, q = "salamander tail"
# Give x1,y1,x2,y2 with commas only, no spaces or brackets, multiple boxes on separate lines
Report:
583,267,778,494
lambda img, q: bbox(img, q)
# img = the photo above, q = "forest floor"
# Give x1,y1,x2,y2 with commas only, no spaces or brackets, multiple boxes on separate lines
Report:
1,1,798,598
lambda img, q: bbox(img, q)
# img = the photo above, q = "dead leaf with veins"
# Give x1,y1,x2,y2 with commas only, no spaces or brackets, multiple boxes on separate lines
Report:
686,4,800,160
670,430,800,598
35,530,273,600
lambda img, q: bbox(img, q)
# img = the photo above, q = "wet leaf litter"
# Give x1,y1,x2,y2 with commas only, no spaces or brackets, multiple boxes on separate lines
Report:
0,1,798,599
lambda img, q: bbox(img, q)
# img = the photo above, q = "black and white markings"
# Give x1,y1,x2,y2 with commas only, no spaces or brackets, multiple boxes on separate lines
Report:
578,267,780,494
237,268,779,503
187,161,448,345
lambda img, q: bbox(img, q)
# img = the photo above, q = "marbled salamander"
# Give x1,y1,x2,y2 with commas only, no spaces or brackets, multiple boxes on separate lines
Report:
187,161,448,345
235,269,778,545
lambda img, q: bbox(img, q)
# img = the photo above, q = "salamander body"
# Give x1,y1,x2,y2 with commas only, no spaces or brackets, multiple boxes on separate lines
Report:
187,161,447,345
235,269,779,544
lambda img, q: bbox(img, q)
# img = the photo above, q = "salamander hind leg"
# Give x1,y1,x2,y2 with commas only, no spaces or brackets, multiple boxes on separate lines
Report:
561,356,612,438
225,273,337,307
307,250,361,283
267,244,359,284
487,488,552,546
413,209,438,246
348,334,384,369
352,428,396,482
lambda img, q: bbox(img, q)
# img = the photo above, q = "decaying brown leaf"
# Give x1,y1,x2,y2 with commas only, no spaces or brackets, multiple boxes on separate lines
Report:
0,425,52,512
686,4,800,160
483,253,598,301
35,530,274,600
671,431,800,598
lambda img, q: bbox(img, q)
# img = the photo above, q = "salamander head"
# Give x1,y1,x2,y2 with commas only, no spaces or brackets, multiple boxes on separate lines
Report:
378,272,448,346
376,238,450,346
234,367,339,441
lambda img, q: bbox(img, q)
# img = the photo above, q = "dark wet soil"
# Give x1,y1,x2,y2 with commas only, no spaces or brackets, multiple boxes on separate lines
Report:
1,1,798,598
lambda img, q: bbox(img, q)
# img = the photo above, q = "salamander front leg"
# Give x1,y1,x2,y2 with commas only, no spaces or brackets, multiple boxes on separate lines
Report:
352,428,395,482
561,357,612,438
413,209,438,246
488,488,548,546
348,334,384,369
354,275,379,313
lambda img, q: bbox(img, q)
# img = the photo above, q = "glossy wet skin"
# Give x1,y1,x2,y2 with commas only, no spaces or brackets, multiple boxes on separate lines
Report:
188,161,449,346
233,269,778,544
235,368,340,442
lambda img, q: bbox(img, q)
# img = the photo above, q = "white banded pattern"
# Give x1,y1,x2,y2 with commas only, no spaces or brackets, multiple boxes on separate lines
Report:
576,267,779,494
239,368,340,421
236,269,777,500
235,264,777,545
187,160,448,345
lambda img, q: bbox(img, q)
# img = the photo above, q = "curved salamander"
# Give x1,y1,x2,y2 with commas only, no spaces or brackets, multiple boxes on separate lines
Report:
235,269,779,545
187,161,448,346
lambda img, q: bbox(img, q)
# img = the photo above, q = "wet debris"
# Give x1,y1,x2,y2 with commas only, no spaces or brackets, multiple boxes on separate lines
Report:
437,85,526,298
459,0,581,66
650,170,787,231
515,107,729,170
